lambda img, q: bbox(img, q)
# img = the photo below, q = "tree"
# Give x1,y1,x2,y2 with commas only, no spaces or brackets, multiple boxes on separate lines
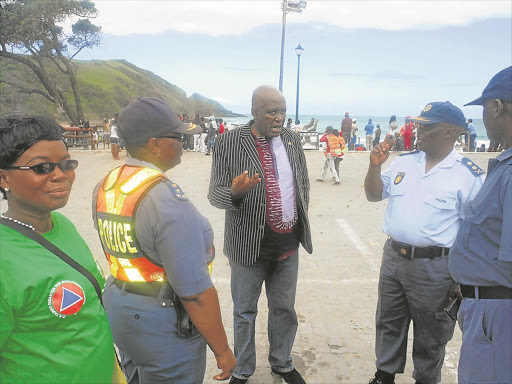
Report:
0,0,101,125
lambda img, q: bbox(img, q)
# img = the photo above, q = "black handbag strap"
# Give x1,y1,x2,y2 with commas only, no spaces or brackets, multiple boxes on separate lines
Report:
1,217,103,305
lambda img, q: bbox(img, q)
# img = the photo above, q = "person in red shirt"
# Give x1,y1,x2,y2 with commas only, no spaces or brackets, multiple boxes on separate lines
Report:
319,126,333,155
218,119,225,135
403,119,414,151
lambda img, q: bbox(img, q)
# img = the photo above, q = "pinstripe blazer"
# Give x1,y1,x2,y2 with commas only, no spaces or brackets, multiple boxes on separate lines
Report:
207,123,313,266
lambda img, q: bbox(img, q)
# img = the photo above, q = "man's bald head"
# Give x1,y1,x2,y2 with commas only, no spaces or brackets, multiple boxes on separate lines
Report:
252,85,283,109
250,85,287,138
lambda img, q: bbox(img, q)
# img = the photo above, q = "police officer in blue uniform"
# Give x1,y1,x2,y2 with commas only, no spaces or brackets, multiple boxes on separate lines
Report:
364,102,485,384
92,97,236,383
449,66,512,384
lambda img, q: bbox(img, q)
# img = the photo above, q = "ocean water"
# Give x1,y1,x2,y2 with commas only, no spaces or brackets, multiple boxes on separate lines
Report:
223,114,489,144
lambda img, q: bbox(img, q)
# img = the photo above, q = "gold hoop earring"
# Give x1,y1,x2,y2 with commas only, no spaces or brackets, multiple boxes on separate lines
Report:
156,152,160,157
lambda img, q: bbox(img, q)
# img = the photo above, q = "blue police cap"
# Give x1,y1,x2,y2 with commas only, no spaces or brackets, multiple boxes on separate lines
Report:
409,101,466,128
465,66,512,106
118,97,201,144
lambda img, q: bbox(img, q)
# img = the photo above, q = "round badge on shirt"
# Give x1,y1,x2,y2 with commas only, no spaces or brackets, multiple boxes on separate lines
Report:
48,280,86,318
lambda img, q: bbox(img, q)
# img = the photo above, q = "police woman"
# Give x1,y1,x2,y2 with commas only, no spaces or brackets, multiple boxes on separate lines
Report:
93,98,235,383
0,117,117,383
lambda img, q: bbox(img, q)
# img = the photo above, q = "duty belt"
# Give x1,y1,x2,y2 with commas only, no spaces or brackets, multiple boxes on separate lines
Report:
460,284,512,300
113,278,174,300
390,239,450,259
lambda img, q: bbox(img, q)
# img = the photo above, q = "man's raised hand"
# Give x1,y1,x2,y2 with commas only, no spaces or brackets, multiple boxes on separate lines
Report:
231,171,261,200
370,134,395,166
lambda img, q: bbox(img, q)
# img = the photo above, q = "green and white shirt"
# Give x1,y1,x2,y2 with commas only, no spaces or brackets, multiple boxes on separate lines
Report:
0,212,115,383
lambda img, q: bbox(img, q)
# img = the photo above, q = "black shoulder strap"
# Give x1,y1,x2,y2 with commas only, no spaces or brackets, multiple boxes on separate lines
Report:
0,217,103,305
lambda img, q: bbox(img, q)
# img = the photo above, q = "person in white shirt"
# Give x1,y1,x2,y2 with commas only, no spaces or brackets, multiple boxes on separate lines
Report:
365,102,484,384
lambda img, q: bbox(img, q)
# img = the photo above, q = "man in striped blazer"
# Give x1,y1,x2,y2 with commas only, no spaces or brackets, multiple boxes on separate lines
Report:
208,85,313,384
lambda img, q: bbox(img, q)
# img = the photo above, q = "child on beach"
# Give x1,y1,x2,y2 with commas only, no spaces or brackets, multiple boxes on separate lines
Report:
317,127,344,185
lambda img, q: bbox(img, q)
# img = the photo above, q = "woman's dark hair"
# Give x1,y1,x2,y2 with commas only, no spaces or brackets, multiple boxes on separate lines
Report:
0,116,65,199
332,129,340,136
389,115,397,124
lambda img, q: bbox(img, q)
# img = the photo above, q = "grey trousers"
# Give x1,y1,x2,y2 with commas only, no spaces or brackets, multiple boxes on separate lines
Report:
375,240,456,384
321,154,340,182
103,277,206,384
366,134,374,151
229,252,299,380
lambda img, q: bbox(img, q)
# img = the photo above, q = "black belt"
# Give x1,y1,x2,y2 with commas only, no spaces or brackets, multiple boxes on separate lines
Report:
390,239,449,259
113,278,174,299
460,284,512,300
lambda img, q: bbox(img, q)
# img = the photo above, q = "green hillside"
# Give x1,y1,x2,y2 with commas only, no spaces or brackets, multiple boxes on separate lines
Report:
0,58,243,123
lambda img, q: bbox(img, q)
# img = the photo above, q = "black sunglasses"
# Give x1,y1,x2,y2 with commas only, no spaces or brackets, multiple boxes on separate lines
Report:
5,159,79,175
158,134,184,143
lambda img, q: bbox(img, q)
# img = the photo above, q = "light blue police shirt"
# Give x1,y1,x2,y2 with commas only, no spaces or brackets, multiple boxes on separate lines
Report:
381,150,485,247
449,147,512,288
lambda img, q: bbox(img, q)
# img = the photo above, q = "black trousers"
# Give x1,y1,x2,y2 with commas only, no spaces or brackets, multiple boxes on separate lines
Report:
334,157,343,177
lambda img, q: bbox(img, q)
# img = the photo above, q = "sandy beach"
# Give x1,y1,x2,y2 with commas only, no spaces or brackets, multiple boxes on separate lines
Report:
1,147,497,384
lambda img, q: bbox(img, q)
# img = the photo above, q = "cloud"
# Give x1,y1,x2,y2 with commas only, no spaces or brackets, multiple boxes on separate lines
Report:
212,96,233,105
88,0,511,37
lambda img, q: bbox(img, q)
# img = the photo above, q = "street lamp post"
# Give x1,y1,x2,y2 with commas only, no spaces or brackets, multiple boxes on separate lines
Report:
294,43,303,125
278,0,306,92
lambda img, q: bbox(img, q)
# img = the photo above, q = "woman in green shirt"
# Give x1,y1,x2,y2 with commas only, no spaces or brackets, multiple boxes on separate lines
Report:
0,117,117,383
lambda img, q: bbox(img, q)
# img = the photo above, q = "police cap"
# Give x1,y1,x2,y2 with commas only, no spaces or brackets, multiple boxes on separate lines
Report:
409,101,466,129
118,97,201,144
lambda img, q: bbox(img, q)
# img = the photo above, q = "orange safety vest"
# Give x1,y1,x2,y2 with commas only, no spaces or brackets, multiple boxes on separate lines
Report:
95,165,167,282
328,135,346,157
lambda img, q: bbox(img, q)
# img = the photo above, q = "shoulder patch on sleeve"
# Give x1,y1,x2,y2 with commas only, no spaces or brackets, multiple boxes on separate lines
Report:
168,182,189,201
461,157,486,176
398,150,420,157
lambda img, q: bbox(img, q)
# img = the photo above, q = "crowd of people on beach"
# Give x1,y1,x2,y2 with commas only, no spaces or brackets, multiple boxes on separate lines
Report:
71,105,498,163
177,113,230,155
336,113,480,154
0,67,511,384
93,112,232,160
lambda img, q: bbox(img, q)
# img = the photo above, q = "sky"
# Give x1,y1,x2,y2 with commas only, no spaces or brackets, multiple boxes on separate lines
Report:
72,0,512,118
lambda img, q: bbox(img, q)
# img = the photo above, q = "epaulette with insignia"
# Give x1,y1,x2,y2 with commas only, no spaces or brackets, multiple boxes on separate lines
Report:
461,157,485,176
169,181,189,201
399,150,420,157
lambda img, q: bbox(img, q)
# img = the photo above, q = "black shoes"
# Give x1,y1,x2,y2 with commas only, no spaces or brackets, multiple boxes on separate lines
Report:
271,368,306,384
229,376,247,384
369,370,395,384
229,368,305,384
